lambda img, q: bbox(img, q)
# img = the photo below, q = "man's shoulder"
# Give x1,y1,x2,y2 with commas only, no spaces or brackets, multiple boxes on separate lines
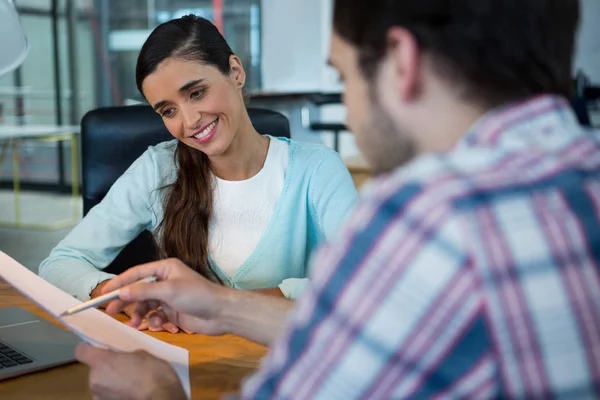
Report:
358,152,481,219
364,135,600,219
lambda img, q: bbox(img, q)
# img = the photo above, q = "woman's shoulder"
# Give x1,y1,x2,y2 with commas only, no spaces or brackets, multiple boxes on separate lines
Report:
131,139,177,170
274,137,341,165
284,138,347,175
123,139,178,187
144,139,178,160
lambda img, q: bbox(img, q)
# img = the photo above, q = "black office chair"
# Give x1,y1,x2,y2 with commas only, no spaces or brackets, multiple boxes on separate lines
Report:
571,97,591,127
81,105,291,274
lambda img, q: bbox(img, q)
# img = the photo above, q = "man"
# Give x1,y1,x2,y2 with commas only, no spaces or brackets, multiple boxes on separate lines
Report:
76,0,600,398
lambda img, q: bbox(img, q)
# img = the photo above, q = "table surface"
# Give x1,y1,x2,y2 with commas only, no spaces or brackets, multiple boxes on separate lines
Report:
0,125,80,140
0,281,267,400
344,154,371,172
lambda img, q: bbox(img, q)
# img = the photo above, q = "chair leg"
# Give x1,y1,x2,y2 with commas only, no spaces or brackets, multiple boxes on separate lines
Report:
333,130,340,153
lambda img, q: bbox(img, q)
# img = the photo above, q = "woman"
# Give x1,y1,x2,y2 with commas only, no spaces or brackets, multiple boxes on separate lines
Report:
38,15,356,331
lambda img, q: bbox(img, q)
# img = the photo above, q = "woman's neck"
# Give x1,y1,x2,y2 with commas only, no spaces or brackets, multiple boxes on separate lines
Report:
209,113,269,181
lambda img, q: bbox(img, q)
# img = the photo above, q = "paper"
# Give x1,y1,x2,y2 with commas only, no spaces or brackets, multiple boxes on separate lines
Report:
0,251,191,398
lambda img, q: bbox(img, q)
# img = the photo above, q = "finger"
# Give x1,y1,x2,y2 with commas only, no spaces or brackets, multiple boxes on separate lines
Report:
131,319,149,331
130,302,151,326
147,309,169,330
119,281,176,305
162,322,179,334
104,298,131,316
148,323,166,332
182,328,194,335
147,308,179,333
147,300,161,311
101,259,180,294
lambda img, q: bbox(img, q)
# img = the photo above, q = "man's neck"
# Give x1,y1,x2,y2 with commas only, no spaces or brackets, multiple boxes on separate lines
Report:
415,97,488,154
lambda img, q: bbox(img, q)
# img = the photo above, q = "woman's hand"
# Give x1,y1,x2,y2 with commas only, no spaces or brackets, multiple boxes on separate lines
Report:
101,259,233,336
91,280,185,334
121,303,185,334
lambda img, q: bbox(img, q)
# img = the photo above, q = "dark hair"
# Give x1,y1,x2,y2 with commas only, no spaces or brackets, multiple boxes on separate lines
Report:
136,15,234,282
333,0,580,107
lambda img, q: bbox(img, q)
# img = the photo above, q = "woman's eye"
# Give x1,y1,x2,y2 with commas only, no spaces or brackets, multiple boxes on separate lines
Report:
162,108,175,118
191,89,204,100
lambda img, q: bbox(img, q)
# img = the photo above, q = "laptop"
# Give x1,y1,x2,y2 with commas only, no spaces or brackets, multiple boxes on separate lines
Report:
0,307,81,381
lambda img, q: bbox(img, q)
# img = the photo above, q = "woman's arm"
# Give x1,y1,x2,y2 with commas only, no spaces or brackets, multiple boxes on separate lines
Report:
276,149,358,300
309,150,358,240
38,148,164,300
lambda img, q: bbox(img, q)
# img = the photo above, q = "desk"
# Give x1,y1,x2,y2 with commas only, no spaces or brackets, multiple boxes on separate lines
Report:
0,281,267,399
344,154,371,189
0,125,80,230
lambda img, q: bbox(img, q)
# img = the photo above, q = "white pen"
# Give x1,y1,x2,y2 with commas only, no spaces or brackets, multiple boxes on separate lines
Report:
58,276,158,318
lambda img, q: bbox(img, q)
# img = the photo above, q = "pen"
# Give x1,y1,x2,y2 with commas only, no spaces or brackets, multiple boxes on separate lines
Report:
58,276,158,318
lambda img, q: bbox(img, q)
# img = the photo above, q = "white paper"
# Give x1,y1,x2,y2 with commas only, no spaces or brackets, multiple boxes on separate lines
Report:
0,251,191,398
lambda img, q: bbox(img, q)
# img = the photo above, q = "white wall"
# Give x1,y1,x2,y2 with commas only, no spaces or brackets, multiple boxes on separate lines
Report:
263,0,600,89
261,0,340,92
260,0,359,156
260,0,600,155
574,0,600,84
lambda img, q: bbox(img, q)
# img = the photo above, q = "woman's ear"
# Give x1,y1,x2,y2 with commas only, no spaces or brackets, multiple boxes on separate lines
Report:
229,55,246,88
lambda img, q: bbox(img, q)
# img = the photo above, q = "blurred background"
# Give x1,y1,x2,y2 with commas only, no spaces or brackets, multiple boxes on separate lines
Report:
1,0,600,272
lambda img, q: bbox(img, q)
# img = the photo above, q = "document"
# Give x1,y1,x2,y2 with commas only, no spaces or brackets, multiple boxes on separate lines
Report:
0,251,190,398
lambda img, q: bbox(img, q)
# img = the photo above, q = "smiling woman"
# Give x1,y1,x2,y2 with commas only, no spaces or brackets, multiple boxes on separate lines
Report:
135,16,254,282
38,15,358,333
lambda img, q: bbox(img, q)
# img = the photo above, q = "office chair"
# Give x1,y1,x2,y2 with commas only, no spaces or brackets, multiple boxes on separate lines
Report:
0,0,28,76
81,105,291,274
571,97,591,127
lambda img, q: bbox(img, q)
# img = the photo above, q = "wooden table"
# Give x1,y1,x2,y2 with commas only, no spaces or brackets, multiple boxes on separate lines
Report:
0,281,268,399
344,154,371,189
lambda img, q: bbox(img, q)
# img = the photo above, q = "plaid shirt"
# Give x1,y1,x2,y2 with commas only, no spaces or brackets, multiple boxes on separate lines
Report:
239,95,600,399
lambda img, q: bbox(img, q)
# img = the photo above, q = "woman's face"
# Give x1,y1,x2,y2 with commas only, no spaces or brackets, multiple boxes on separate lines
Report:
141,56,246,156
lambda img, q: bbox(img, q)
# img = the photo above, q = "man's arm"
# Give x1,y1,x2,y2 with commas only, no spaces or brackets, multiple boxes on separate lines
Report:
220,289,294,346
238,187,496,399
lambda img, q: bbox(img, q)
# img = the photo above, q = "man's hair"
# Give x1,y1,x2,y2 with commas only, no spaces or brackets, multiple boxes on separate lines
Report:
333,0,580,107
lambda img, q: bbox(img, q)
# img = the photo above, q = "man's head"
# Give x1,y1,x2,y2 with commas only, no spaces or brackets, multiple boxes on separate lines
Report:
329,0,580,175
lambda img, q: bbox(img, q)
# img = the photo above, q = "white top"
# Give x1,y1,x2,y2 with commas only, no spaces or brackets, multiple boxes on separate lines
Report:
209,136,289,276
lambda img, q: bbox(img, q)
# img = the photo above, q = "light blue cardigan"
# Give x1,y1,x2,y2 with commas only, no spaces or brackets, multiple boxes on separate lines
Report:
38,137,357,300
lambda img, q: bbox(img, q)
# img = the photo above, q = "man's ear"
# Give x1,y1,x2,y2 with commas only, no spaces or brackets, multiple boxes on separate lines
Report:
386,27,421,101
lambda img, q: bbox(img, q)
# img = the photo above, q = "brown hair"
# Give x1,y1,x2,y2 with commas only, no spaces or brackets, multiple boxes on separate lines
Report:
136,15,234,282
333,0,579,108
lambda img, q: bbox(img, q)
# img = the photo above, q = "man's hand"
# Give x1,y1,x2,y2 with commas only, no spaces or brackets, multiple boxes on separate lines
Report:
103,258,295,345
75,342,186,400
102,258,232,336
91,280,183,334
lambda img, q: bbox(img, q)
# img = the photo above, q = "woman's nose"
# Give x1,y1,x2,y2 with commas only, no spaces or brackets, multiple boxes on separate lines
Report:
182,106,202,131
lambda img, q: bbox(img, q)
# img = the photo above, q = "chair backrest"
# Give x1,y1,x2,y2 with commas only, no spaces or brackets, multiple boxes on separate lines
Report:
80,105,290,274
570,97,591,127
